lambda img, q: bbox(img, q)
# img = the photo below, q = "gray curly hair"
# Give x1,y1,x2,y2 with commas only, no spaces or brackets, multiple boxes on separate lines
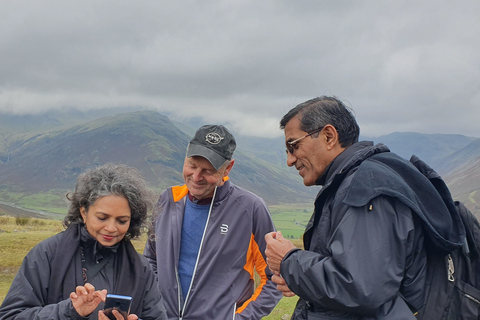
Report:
63,163,157,240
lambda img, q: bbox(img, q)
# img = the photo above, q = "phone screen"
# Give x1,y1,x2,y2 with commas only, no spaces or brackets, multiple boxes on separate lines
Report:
104,294,132,320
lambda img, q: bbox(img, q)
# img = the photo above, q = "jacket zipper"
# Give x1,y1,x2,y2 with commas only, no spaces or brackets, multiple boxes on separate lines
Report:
177,187,217,319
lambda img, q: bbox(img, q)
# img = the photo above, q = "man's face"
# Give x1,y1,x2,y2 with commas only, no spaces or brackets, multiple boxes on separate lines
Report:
284,117,333,186
183,156,231,199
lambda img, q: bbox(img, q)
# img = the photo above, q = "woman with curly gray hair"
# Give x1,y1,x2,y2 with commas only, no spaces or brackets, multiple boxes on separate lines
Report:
64,163,156,240
0,163,167,320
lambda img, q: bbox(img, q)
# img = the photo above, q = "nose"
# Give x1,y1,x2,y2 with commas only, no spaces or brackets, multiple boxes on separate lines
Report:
192,169,204,182
286,151,296,167
104,220,117,233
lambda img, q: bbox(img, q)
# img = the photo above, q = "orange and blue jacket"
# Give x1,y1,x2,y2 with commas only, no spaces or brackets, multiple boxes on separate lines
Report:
144,179,282,319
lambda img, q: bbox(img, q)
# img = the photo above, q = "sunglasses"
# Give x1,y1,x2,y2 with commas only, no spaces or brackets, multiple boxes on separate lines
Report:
286,127,323,155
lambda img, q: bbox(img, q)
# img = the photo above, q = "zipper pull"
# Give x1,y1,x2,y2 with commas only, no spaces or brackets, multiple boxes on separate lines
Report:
447,254,455,282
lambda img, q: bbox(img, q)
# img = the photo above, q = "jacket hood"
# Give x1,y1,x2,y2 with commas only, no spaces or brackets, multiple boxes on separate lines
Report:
341,145,465,252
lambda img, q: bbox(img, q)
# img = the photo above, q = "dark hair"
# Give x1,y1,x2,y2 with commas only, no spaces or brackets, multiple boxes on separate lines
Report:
63,163,156,240
280,96,360,148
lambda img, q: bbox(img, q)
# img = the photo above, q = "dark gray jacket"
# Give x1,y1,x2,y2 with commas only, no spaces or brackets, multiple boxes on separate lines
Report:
0,224,167,320
144,179,282,319
282,142,463,320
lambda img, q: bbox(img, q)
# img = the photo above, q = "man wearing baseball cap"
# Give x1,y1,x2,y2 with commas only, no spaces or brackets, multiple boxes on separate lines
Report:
144,125,282,320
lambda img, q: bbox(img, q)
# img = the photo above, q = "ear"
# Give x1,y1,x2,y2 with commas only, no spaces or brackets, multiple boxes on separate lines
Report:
322,125,340,151
223,159,235,178
80,207,87,223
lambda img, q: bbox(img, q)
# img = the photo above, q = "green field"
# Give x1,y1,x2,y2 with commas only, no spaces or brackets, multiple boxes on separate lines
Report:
0,205,311,317
269,204,313,239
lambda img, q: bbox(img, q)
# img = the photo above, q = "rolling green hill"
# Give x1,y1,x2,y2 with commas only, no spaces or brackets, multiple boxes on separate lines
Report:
0,109,478,217
0,110,316,213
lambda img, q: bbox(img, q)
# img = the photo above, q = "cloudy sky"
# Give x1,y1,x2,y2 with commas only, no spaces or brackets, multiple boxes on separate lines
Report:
1,0,479,138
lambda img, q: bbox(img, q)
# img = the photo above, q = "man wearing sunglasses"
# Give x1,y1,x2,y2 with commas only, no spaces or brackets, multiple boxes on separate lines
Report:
264,96,462,319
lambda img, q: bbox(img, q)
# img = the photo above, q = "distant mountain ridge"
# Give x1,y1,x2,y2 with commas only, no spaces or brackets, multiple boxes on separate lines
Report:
0,110,316,208
369,132,477,174
0,109,478,217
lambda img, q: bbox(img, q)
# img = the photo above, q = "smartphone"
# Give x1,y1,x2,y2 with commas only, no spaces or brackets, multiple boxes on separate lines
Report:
103,294,132,319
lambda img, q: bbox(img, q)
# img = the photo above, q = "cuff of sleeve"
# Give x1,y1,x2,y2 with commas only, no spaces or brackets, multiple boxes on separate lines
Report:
280,248,302,276
282,248,301,263
66,301,90,320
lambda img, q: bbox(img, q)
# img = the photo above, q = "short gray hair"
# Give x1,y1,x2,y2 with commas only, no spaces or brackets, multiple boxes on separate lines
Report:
63,163,156,240
280,96,360,148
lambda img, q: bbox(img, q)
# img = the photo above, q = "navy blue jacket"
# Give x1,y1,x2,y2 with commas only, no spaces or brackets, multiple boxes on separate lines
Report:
282,141,464,320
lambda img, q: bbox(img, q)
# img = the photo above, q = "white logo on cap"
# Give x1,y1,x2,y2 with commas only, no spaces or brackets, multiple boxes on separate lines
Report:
205,132,224,145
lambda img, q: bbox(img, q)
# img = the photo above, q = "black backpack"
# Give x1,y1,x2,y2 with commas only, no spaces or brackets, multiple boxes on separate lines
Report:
409,155,480,319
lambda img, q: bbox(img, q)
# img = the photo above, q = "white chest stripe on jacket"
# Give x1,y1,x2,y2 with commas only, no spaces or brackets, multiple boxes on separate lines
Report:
181,185,217,314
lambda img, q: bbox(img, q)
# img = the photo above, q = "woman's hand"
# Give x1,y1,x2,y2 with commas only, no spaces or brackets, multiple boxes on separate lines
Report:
70,283,107,317
98,308,139,320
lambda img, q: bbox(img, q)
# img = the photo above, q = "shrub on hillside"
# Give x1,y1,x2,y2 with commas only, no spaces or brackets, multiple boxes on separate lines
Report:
15,217,31,226
30,219,46,226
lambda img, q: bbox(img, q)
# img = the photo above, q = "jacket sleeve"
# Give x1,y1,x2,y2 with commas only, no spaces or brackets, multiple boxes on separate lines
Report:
235,199,282,319
143,193,165,276
143,237,157,276
0,239,86,320
137,257,168,320
281,196,417,316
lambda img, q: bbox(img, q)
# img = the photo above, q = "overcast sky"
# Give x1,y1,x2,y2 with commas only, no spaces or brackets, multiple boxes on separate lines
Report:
1,0,479,138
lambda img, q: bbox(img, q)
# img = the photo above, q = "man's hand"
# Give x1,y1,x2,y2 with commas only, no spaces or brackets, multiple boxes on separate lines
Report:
272,274,296,297
265,231,297,275
70,283,107,317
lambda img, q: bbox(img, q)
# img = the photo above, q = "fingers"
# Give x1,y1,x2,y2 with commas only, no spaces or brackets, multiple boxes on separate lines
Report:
99,309,128,320
272,274,285,285
98,310,108,320
112,309,123,320
282,290,296,297
265,231,276,242
272,274,296,297
277,283,296,297
70,291,78,300
75,283,96,296
75,285,88,296
98,289,108,302
276,230,284,240
265,231,285,242
84,283,96,294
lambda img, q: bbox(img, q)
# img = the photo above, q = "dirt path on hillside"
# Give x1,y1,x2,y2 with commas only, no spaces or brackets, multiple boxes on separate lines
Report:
0,203,43,218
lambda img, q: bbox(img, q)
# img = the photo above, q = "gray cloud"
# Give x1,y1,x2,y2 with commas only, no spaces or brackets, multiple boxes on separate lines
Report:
1,0,479,137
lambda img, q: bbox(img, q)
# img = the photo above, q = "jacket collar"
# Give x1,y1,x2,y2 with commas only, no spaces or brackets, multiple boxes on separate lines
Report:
173,178,233,204
316,141,390,186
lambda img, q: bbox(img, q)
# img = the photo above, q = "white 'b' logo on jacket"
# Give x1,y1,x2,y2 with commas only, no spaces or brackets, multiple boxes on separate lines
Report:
220,224,229,235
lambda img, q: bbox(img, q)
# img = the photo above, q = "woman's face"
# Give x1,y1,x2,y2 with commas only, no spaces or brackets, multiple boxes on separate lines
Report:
80,195,131,247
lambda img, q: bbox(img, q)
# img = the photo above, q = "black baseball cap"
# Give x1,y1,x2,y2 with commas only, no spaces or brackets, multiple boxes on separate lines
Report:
186,125,236,170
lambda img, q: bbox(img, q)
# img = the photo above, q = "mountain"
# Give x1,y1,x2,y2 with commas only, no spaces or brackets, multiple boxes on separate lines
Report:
0,109,478,217
443,138,480,215
371,132,477,173
0,111,187,190
370,132,480,216
0,110,316,209
0,107,143,134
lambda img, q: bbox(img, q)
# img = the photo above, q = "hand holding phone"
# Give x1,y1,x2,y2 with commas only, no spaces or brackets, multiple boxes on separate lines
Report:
103,294,132,320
